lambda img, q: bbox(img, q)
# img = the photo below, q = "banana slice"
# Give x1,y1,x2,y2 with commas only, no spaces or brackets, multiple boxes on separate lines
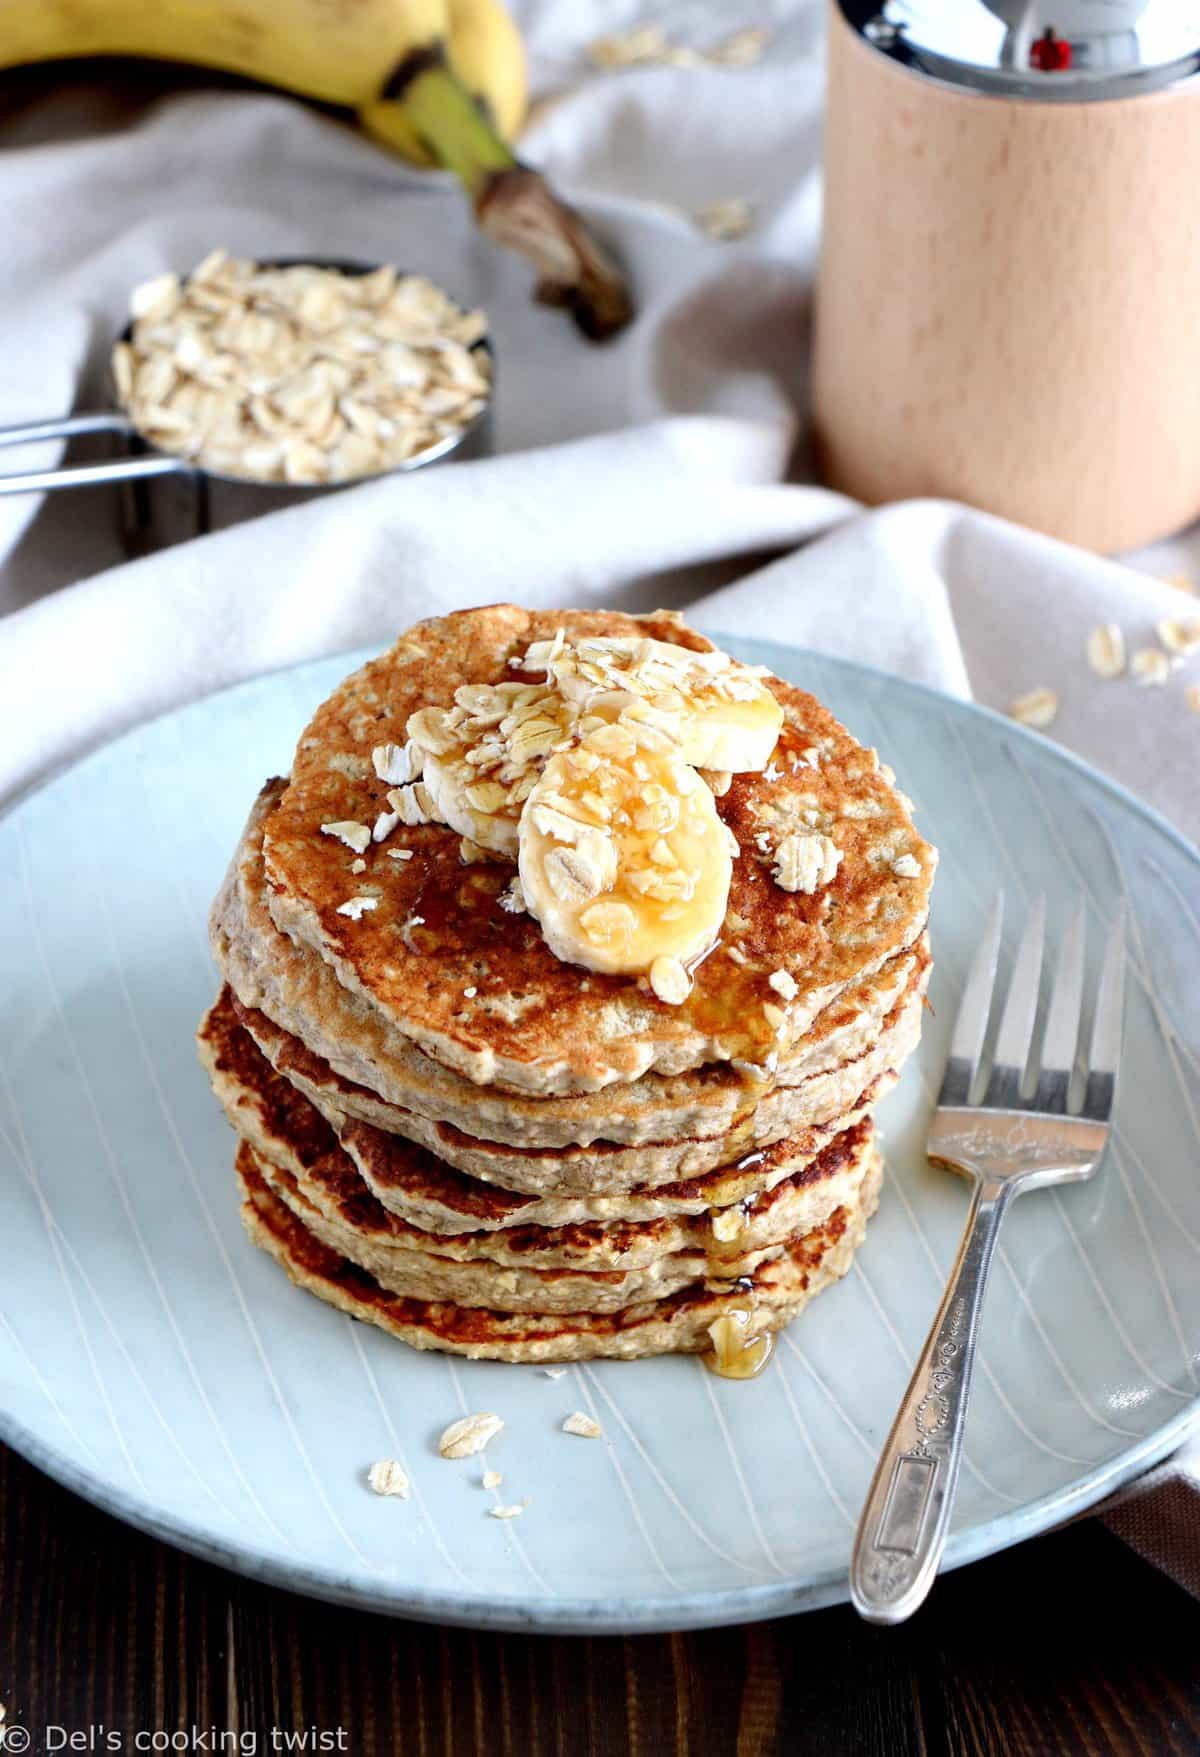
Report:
407,635,782,859
521,633,783,773
406,680,577,855
518,723,733,980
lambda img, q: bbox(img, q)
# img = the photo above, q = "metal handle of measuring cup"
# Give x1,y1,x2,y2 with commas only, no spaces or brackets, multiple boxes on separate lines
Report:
0,411,193,495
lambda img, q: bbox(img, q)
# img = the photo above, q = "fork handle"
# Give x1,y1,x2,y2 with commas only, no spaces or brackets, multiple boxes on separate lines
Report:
850,1175,1014,1625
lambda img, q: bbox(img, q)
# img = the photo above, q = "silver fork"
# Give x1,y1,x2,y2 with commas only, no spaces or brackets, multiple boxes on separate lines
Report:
849,892,1126,1626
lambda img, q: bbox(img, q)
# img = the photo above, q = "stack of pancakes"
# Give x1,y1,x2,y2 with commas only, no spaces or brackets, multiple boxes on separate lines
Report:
199,607,934,1365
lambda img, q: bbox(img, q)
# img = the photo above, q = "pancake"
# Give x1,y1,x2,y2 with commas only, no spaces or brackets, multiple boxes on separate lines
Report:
231,978,907,1194
254,1146,784,1314
238,1140,884,1362
199,988,880,1258
260,606,936,1093
213,779,930,1156
338,1102,885,1232
201,605,932,1365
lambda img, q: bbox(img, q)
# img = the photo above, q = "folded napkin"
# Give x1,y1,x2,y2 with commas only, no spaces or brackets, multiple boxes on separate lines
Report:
0,0,1196,1596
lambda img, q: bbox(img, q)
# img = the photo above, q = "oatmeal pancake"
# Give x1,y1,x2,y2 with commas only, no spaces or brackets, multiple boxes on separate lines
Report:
238,1140,883,1362
260,606,935,1093
202,604,933,1365
200,986,880,1257
213,781,928,1156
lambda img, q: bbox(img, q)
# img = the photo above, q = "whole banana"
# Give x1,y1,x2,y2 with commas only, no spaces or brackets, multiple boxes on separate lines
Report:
0,0,631,338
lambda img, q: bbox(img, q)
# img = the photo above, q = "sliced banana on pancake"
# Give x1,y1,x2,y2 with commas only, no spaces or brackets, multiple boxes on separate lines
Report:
408,636,782,858
407,680,578,856
521,633,783,774
518,723,733,982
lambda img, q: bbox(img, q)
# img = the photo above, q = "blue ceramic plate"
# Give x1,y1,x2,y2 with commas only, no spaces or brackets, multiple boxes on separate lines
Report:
2,637,1198,1632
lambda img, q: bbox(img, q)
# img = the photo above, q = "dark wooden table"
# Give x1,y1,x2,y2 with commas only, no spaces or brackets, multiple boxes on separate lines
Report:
3,1443,1198,1756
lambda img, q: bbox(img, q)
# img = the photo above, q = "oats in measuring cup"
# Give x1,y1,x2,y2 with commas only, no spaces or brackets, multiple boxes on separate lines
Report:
113,251,490,485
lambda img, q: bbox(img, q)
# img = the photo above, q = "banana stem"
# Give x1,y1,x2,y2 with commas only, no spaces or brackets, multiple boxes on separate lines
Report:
392,59,516,190
388,62,633,341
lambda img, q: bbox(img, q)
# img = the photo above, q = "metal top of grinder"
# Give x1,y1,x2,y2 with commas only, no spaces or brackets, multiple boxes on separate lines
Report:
838,0,1200,101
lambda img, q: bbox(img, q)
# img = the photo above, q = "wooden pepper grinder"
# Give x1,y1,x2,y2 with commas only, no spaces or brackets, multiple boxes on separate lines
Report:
812,1,1200,553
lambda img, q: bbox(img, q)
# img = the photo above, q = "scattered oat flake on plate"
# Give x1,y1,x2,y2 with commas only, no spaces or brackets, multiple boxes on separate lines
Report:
488,1503,526,1520
694,198,755,241
1131,647,1170,686
367,1459,411,1499
1009,687,1058,729
321,819,370,853
387,847,414,860
439,1412,504,1459
1087,623,1126,678
541,1366,567,1379
562,1411,603,1439
482,1469,503,1489
768,968,797,1001
892,853,922,879
1158,617,1200,657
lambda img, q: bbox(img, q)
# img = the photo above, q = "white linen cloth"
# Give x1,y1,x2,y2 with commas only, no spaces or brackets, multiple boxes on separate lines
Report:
0,0,1197,1596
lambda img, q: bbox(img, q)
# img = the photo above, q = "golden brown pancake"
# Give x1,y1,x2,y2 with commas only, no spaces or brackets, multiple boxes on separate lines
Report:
238,1140,883,1362
199,987,879,1268
212,780,930,1156
260,606,935,1093
201,606,933,1363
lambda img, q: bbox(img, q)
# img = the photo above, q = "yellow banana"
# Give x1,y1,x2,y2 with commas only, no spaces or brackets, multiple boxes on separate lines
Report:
0,0,444,106
0,0,631,337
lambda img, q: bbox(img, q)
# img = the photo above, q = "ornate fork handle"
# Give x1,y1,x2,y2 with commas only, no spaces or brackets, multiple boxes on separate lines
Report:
849,1173,1015,1624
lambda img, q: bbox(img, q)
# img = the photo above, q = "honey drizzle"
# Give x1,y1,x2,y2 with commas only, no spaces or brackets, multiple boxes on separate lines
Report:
705,1192,761,1268
702,1303,776,1380
701,1207,775,1380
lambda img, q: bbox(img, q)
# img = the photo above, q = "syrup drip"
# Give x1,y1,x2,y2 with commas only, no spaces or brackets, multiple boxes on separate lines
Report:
702,1304,776,1380
704,1192,762,1272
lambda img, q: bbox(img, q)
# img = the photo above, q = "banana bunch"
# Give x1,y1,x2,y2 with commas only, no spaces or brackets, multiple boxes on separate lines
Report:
0,0,632,337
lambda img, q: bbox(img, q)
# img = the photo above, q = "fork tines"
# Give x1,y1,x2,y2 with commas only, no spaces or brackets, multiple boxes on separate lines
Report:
938,893,1125,1120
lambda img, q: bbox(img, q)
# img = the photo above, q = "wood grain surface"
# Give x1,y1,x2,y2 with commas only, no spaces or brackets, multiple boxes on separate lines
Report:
3,1442,1198,1757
